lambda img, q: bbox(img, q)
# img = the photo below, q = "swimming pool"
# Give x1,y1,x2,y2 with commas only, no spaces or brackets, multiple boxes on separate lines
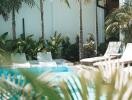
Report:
0,66,107,100
0,66,72,79
0,66,73,87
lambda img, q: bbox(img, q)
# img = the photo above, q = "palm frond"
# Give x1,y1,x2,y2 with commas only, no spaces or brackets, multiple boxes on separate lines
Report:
20,69,62,100
105,2,132,41
64,0,70,7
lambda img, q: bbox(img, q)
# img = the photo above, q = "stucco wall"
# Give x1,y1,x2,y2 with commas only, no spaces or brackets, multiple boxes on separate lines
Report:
97,7,105,44
0,0,104,43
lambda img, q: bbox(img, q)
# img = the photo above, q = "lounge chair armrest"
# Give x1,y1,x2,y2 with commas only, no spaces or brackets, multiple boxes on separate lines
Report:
110,53,122,56
110,53,122,57
120,59,132,64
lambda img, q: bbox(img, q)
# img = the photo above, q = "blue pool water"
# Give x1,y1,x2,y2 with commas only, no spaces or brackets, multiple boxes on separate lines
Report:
0,66,71,76
0,66,72,86
0,66,106,100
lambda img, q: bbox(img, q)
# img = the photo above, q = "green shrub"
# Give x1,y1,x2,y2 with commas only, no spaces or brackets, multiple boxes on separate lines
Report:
0,32,80,62
83,33,96,58
97,42,107,56
0,32,12,64
0,33,46,60
46,32,63,59
13,34,45,60
61,35,79,62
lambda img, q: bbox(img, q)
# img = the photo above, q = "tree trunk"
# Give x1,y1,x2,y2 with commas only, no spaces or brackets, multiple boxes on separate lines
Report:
12,8,16,40
79,0,84,60
96,1,98,55
22,18,25,39
40,0,44,40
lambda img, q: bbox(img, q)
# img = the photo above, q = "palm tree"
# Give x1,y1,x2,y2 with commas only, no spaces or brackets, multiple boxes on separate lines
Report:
78,0,89,60
0,0,35,40
79,0,83,60
0,0,10,21
1,65,132,99
105,2,132,43
40,0,44,40
38,0,70,40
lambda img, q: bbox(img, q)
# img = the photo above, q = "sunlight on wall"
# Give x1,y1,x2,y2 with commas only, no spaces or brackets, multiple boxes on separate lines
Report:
0,0,104,43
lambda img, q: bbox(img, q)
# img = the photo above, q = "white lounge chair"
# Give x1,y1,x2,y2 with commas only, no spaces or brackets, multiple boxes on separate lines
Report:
80,41,121,65
37,52,57,67
11,53,30,68
97,62,132,99
94,43,132,67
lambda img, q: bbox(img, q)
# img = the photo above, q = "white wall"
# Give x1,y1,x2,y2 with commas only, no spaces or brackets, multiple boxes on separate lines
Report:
97,7,105,44
0,0,104,43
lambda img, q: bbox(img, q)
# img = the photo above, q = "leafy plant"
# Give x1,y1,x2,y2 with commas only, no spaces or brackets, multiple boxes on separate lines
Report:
0,32,12,65
0,0,35,40
61,35,79,62
0,32,8,50
83,33,96,58
46,32,63,59
77,0,90,59
12,34,45,60
20,69,62,100
1,64,132,100
0,48,11,65
0,0,10,20
105,2,132,43
0,70,62,100
97,42,107,56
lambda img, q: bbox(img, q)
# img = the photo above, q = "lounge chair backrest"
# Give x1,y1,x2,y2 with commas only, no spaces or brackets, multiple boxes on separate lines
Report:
121,43,132,60
11,53,27,63
37,52,53,62
104,41,121,56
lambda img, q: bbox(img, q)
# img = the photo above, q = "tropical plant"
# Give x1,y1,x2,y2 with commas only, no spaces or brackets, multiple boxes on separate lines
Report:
0,0,10,20
12,34,45,60
61,36,71,59
0,69,62,100
61,35,79,62
0,48,11,65
0,32,8,50
34,0,70,41
1,64,132,100
0,33,46,60
20,69,62,100
105,2,132,43
46,32,63,59
97,42,107,56
0,32,11,64
39,0,45,40
0,0,35,40
79,0,83,60
83,33,96,58
77,0,90,60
